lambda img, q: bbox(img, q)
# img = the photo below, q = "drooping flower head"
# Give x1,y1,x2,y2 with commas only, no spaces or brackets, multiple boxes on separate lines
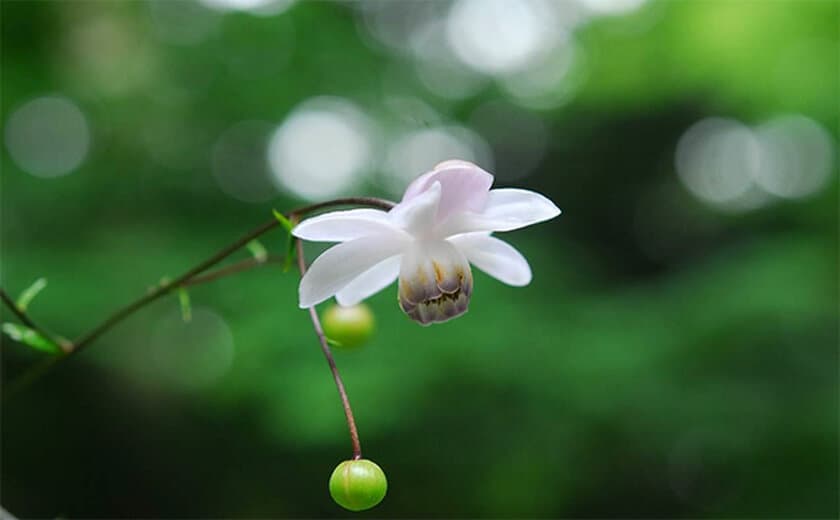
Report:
293,160,561,325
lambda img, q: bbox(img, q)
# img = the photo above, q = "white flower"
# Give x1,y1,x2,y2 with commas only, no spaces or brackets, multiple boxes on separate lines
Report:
293,160,561,325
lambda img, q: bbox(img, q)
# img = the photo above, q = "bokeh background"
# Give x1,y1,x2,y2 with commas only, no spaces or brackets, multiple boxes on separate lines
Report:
1,0,837,517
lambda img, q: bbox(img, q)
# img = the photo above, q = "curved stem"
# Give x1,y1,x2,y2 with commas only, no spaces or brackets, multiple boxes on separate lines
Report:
0,289,40,329
181,255,285,287
295,236,362,460
70,219,278,353
68,196,393,354
2,196,395,395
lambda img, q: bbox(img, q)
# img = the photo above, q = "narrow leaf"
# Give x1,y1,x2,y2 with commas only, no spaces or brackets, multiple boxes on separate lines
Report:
2,323,61,354
283,235,296,273
178,288,192,323
246,239,268,263
272,209,294,232
273,209,297,272
16,277,47,312
326,337,344,348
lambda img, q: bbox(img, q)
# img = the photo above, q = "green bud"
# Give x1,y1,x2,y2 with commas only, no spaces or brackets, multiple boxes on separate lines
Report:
321,303,375,350
329,459,387,512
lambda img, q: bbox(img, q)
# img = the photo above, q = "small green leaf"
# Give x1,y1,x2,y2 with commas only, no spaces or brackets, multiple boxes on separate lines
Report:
246,239,268,263
283,235,296,273
272,209,294,232
16,277,47,312
273,209,297,272
326,337,344,348
178,288,192,323
2,323,61,354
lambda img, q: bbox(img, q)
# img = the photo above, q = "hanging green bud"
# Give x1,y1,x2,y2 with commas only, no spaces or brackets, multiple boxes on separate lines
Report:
321,303,375,350
329,459,387,512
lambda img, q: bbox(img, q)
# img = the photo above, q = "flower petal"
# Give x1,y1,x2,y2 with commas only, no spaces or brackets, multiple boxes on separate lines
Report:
449,233,532,286
335,255,402,306
440,188,561,235
292,208,403,243
388,181,442,235
299,234,408,308
398,240,472,325
401,160,494,221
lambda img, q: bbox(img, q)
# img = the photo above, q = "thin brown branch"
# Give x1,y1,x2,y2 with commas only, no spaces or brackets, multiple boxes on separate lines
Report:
69,218,280,353
182,255,285,286
0,289,40,330
2,196,395,397
295,236,363,460
70,197,394,354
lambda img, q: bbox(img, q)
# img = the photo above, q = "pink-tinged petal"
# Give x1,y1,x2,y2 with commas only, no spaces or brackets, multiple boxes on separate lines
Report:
400,160,494,221
449,233,532,286
401,160,470,200
299,234,409,308
439,188,561,236
293,208,405,243
400,170,439,202
388,181,442,236
335,255,401,306
433,159,480,170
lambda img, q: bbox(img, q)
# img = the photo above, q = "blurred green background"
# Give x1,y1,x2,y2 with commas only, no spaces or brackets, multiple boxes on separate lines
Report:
1,0,837,517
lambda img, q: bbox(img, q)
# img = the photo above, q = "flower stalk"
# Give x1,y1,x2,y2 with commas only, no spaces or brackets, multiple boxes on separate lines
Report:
296,236,363,460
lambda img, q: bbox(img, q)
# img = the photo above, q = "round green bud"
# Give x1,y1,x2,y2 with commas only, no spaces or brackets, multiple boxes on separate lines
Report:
321,303,375,350
329,459,387,511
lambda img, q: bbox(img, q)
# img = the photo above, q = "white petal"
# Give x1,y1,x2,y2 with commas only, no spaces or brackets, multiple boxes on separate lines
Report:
449,233,532,286
335,255,401,306
388,181,441,235
401,161,494,221
482,189,561,228
398,240,472,325
292,208,403,242
299,234,408,308
440,188,561,235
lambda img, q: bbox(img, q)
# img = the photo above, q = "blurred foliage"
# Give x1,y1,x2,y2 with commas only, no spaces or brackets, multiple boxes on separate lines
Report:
1,0,837,518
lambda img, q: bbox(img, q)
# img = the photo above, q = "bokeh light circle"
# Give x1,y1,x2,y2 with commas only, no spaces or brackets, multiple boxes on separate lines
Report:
579,0,648,16
382,125,493,196
4,95,90,178
410,18,488,100
198,0,296,17
147,0,221,46
675,118,761,209
676,114,835,211
753,115,834,199
447,0,560,76
150,307,236,390
268,97,374,200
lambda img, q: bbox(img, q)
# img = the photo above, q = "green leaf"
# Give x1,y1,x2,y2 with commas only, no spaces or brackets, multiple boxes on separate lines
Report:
272,209,297,272
326,337,344,348
2,323,61,354
246,239,268,263
283,235,296,273
272,209,294,232
178,288,192,323
16,277,47,312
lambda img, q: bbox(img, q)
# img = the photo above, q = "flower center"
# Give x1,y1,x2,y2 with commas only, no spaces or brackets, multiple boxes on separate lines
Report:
397,240,473,325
